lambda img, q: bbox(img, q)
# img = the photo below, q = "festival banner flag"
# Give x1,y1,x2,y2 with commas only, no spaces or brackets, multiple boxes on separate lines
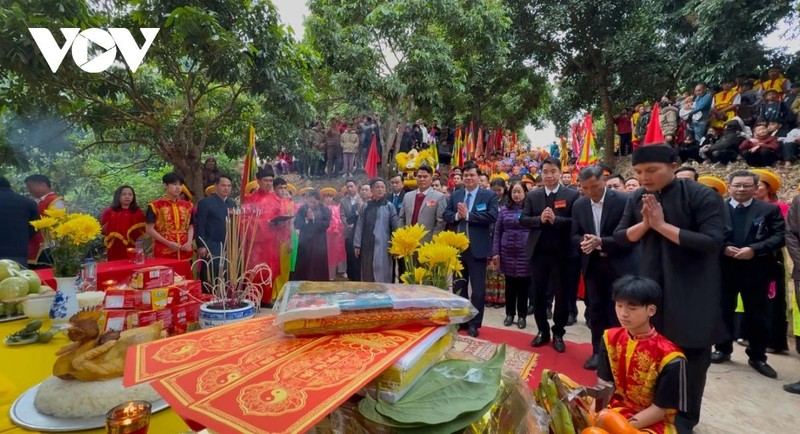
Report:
452,127,463,167
365,134,380,179
466,122,475,159
511,131,517,154
578,114,598,168
474,126,484,158
559,136,570,170
241,125,258,199
643,103,664,145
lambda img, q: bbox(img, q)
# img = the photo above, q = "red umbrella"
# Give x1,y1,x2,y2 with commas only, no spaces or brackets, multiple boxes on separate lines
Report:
365,134,380,179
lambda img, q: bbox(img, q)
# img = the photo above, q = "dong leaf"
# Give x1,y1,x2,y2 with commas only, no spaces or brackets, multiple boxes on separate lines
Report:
395,388,503,434
358,395,426,428
374,344,505,425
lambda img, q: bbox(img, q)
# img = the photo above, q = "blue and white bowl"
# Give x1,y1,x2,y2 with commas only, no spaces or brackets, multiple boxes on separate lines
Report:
199,300,256,329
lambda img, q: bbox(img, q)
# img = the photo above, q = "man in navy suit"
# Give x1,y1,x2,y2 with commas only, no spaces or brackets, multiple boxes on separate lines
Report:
520,157,579,353
444,161,498,337
572,165,638,369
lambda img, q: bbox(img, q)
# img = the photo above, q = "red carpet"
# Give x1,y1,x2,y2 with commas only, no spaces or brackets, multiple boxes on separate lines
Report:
459,326,597,389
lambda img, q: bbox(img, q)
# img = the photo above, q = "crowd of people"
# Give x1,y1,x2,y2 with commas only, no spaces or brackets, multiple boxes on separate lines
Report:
614,67,800,168
2,114,800,433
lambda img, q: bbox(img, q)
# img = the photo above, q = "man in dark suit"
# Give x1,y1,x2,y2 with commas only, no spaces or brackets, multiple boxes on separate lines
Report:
195,175,237,283
711,170,785,378
340,179,363,281
443,161,498,338
520,157,580,352
0,176,38,266
388,173,407,281
572,166,638,369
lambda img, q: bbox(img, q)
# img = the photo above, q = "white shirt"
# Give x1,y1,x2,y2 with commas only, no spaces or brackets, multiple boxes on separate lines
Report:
591,189,607,236
545,184,561,196
729,198,754,208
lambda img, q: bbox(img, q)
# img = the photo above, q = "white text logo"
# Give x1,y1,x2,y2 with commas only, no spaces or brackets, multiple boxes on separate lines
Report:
28,28,160,73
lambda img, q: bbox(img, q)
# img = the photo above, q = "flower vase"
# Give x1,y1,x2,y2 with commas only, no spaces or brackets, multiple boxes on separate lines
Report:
51,276,80,328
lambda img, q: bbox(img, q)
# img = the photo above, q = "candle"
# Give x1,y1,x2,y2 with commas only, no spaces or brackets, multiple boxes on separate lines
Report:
105,401,151,434
127,248,136,262
102,280,118,291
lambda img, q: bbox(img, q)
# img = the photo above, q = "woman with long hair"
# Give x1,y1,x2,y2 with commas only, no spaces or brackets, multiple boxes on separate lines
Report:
100,185,146,261
353,178,399,283
492,181,531,329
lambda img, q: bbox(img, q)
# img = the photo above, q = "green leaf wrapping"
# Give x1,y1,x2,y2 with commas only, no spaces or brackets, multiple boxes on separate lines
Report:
373,344,505,425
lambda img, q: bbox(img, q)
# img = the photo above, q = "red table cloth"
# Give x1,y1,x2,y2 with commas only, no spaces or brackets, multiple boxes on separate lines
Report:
35,258,194,289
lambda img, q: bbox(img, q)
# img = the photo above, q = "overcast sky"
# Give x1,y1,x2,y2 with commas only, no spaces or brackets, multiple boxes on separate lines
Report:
273,0,799,146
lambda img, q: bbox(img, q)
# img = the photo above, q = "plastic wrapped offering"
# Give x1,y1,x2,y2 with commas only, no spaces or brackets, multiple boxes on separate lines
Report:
365,327,453,403
274,281,477,336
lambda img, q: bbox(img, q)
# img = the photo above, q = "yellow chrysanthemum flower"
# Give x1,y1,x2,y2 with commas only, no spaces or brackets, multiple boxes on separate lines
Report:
432,231,470,252
53,214,101,245
417,242,459,265
44,207,67,219
389,224,429,258
31,217,58,231
448,258,465,278
400,268,427,285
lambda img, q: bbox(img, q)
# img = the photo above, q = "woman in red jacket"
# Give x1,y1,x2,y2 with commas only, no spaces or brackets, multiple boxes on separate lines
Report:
100,185,146,261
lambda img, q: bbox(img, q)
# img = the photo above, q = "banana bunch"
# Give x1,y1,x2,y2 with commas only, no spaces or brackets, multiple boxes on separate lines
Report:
534,369,594,433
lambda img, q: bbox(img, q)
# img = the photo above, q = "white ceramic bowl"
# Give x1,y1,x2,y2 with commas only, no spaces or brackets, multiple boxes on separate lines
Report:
22,296,55,319
77,291,105,309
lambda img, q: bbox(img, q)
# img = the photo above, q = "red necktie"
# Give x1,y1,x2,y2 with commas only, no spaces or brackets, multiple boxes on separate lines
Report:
411,193,425,225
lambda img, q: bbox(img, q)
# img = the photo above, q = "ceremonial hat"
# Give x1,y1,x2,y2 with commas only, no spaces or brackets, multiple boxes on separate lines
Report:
320,187,337,197
245,180,260,195
631,145,676,165
204,185,216,196
749,169,781,194
697,176,727,196
180,185,193,202
256,166,275,179
287,184,297,195
299,187,313,195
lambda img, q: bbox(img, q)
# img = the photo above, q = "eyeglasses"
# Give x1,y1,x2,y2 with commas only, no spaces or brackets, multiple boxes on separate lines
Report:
729,184,755,189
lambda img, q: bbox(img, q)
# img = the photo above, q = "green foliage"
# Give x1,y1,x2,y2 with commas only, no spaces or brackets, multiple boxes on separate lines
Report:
0,0,314,199
305,0,549,172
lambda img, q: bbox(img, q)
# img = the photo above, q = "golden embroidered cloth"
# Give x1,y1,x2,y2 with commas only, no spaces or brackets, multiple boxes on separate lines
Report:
125,316,439,434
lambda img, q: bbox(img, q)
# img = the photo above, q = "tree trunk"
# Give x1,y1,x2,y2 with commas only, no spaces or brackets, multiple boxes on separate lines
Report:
597,81,616,171
158,138,204,204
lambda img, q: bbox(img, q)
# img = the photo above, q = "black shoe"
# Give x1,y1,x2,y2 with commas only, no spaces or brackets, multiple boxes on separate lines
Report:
710,351,731,364
503,316,514,327
566,314,577,326
784,381,800,394
531,332,550,347
517,318,526,329
583,354,599,370
546,307,553,320
748,360,777,379
553,336,566,353
458,323,468,331
260,301,274,309
467,325,479,338
527,304,534,316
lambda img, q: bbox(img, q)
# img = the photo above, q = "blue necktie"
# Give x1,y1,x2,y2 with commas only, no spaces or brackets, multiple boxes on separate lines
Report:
465,192,473,213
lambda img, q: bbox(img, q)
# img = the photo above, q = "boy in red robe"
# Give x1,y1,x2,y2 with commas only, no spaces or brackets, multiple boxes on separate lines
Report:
596,275,687,434
145,172,194,260
24,174,66,267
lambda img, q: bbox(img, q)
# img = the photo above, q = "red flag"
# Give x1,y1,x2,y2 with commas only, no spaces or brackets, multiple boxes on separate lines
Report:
643,103,664,145
365,134,379,179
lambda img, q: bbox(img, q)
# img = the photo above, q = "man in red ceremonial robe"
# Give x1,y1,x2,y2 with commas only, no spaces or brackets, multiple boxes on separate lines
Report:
145,172,194,260
243,167,290,306
596,276,687,434
24,174,66,267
